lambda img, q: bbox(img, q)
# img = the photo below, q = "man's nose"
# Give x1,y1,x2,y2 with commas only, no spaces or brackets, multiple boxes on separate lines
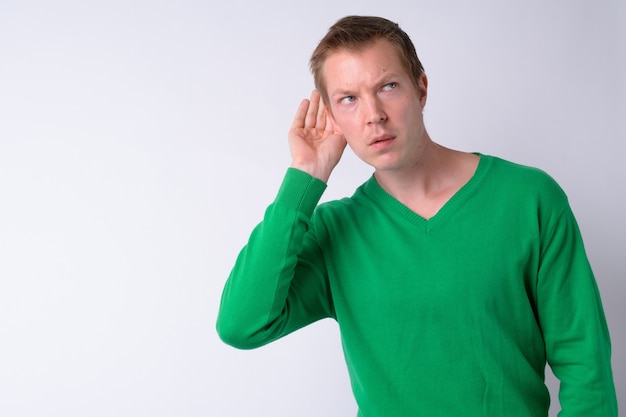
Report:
364,97,387,124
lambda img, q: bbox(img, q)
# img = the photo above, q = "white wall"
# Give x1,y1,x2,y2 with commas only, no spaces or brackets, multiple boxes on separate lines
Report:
0,1,623,416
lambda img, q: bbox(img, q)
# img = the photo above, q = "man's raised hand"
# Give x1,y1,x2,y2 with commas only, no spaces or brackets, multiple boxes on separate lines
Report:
288,90,347,183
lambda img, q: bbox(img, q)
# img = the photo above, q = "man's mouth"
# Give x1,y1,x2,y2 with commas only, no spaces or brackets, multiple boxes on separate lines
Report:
370,134,395,146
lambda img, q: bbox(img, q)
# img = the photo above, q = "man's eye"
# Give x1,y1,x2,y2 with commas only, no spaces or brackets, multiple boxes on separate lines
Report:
382,82,397,91
340,96,356,104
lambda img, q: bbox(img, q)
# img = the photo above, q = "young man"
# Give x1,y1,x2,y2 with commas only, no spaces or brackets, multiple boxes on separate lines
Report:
217,16,617,416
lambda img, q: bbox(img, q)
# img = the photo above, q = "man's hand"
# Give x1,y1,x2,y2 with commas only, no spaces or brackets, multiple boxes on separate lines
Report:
288,90,347,183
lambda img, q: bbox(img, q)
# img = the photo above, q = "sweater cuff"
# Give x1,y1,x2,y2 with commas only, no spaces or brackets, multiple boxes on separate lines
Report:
274,168,327,217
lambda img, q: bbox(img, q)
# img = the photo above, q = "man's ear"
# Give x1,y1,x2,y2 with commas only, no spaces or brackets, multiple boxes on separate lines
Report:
326,107,343,135
418,73,428,108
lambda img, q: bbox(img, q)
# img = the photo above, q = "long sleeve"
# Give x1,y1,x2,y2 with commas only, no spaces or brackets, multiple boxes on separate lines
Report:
216,155,618,415
216,168,333,350
537,203,618,416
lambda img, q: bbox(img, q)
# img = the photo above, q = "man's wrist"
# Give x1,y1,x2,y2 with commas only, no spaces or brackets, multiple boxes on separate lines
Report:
289,162,332,183
276,168,327,216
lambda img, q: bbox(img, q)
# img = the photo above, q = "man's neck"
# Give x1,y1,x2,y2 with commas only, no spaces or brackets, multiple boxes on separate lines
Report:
374,143,479,219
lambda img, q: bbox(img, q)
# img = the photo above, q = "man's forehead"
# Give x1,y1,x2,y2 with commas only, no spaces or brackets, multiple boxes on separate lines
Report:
322,41,405,88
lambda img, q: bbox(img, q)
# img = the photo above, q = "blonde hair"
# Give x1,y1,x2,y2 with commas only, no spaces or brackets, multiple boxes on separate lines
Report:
310,16,425,105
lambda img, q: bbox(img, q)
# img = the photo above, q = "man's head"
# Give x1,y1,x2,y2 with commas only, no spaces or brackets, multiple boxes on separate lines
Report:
310,16,425,106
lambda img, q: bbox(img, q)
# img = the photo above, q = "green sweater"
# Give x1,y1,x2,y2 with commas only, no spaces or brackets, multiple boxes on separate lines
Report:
217,154,617,416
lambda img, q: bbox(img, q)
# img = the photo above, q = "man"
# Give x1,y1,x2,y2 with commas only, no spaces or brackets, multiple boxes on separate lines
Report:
217,16,617,416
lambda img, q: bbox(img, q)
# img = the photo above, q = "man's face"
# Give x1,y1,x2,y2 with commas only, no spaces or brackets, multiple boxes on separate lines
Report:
323,39,428,173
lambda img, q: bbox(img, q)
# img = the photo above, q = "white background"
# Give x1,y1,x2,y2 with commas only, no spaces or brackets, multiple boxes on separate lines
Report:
0,1,624,416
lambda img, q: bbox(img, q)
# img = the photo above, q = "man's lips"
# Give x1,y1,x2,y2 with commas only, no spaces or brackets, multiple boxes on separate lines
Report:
369,134,395,146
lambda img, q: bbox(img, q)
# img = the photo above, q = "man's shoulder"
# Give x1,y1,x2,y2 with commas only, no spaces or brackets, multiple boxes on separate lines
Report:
486,154,561,187
481,154,568,206
316,189,367,215
312,179,373,222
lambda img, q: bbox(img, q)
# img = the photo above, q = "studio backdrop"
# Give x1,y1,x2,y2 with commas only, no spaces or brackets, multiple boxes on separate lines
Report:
0,1,623,416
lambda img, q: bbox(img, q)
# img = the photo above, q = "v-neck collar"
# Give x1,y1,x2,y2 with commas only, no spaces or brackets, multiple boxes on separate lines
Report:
361,153,492,233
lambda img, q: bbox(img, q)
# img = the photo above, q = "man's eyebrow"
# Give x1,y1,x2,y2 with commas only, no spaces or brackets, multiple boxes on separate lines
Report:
328,73,403,98
378,72,402,82
329,88,355,98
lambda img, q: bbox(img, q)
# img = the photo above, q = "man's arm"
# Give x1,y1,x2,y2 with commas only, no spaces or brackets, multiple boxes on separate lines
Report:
216,91,346,349
538,203,618,416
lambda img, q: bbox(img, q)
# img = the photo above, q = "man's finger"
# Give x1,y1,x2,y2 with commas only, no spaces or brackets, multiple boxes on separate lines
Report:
304,90,320,129
317,97,328,131
290,98,310,130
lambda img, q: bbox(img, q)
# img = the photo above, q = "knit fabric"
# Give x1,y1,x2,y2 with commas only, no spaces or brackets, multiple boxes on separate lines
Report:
217,154,617,416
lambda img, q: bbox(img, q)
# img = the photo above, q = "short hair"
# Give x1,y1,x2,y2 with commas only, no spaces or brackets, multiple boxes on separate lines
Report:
310,16,425,105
